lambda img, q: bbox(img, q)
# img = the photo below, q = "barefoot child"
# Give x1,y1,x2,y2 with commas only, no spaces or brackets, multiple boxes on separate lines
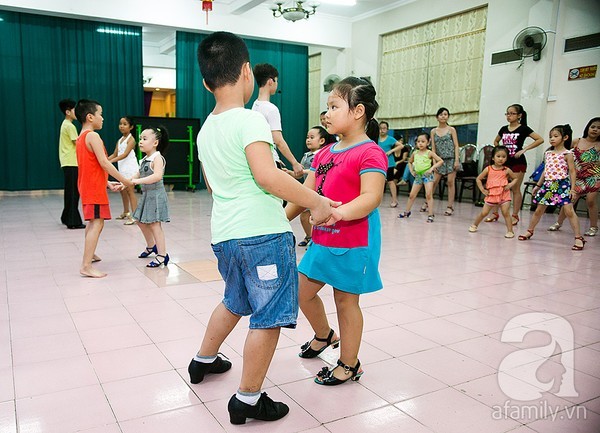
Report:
75,99,132,278
398,133,443,222
469,146,518,238
518,124,585,250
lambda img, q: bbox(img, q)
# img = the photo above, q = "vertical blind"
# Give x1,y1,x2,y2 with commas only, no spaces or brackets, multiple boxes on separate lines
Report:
0,10,143,191
378,7,487,129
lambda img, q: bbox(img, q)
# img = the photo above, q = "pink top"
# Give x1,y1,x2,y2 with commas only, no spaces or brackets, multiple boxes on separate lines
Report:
310,140,387,248
486,165,508,192
544,150,570,180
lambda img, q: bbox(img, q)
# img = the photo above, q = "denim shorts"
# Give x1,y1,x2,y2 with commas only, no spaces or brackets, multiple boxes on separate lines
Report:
211,232,298,329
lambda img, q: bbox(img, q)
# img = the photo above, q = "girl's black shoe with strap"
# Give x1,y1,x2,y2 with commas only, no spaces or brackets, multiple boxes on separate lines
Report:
314,359,363,386
298,328,340,359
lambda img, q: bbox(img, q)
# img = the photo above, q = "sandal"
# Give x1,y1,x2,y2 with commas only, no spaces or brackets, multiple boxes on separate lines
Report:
297,236,311,247
572,236,586,251
505,232,515,239
468,225,478,233
484,212,499,223
512,214,520,226
299,329,340,359
427,215,435,223
397,211,411,219
390,202,398,208
138,244,157,258
444,206,454,216
116,212,130,220
420,203,428,212
584,227,598,236
548,222,562,231
518,229,534,241
315,359,363,386
147,254,170,268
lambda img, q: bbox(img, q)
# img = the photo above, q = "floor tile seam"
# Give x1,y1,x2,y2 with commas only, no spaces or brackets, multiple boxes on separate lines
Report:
397,343,498,384
362,323,443,352
97,376,203,424
278,380,388,426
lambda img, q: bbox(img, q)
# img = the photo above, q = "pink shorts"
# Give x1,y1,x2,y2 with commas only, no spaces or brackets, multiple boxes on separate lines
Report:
83,204,112,221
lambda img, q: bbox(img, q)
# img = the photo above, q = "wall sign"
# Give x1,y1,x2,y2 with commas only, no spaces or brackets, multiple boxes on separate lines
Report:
568,65,597,81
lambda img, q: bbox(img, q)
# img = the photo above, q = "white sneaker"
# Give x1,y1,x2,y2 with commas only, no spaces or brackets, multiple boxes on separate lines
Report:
585,226,598,236
547,222,562,231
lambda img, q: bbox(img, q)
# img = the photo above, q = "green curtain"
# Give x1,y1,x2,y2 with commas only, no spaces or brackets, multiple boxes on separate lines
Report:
176,31,308,182
0,10,143,190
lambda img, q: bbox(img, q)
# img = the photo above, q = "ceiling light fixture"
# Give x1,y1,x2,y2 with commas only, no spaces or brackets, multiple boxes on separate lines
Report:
269,1,319,22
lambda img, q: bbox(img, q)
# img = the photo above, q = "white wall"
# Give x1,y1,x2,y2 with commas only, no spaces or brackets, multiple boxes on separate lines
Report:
545,0,600,139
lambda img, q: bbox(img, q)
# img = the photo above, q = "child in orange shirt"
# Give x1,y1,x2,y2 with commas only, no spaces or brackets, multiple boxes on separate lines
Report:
75,99,133,278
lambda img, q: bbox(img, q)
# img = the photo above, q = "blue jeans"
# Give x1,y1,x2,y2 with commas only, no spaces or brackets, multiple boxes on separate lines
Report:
211,232,298,329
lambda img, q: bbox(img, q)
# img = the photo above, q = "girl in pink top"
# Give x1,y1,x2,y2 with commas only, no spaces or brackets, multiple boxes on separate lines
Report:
469,146,518,238
518,124,585,250
286,77,387,387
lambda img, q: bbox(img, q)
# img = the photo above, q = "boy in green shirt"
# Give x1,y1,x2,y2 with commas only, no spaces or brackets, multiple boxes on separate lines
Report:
189,31,339,425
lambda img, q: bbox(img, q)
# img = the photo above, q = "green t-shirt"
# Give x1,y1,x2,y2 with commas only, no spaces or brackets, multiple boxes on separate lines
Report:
59,119,78,167
197,107,291,244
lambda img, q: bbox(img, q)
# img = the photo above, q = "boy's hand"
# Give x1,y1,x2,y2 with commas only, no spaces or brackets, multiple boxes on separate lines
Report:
292,162,304,178
314,207,343,226
309,196,341,226
107,181,122,192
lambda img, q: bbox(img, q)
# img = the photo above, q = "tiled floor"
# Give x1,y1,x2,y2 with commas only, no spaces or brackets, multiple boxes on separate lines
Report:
0,190,599,433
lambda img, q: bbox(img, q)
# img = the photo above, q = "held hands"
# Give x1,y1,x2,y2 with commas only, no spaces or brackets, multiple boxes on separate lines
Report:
309,196,342,226
292,162,305,178
107,181,124,192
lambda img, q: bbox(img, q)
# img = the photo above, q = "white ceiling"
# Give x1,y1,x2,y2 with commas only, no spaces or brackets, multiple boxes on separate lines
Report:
142,0,415,46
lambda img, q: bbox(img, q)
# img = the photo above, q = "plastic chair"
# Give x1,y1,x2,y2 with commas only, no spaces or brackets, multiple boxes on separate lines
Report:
456,144,479,202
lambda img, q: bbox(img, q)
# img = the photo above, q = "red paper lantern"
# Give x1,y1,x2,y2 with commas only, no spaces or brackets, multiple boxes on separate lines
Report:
202,0,213,24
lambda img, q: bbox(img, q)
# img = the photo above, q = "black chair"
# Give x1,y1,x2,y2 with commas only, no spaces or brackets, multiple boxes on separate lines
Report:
456,144,479,202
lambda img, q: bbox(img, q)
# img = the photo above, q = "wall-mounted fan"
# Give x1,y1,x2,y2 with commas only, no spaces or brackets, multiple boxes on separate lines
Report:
323,74,341,92
513,26,548,61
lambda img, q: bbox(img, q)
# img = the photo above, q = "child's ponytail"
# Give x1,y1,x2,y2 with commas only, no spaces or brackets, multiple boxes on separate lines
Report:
366,118,380,143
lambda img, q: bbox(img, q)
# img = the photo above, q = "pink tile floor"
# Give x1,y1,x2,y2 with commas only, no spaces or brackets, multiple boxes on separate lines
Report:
0,191,599,433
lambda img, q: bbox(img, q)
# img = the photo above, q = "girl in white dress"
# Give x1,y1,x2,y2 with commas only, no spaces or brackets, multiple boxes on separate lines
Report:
109,116,139,224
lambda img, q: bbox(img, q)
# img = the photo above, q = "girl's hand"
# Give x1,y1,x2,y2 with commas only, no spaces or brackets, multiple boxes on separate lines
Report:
482,189,489,196
425,169,433,176
532,185,540,194
454,161,460,170
503,185,511,191
514,150,525,158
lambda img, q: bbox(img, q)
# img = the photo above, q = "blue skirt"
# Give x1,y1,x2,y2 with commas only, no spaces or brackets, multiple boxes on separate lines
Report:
298,210,383,295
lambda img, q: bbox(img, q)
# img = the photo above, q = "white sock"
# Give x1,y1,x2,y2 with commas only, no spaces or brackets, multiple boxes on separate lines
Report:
194,354,216,363
236,390,261,406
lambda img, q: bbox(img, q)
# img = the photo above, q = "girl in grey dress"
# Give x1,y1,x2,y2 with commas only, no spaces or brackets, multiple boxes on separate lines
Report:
132,126,170,267
430,107,460,216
